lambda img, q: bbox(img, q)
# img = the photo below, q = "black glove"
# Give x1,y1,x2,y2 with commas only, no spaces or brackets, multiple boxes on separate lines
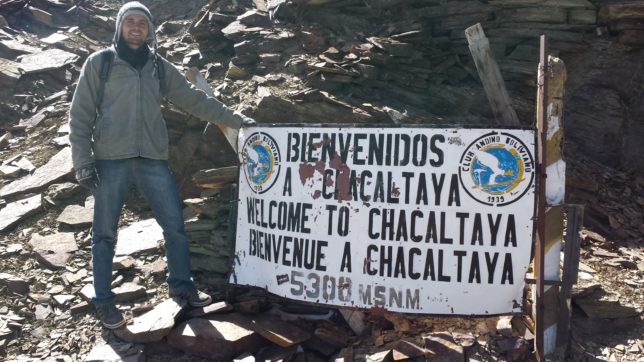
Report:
241,116,256,128
75,164,100,190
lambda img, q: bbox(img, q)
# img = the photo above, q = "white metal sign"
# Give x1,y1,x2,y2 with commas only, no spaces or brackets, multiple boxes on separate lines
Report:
231,126,535,314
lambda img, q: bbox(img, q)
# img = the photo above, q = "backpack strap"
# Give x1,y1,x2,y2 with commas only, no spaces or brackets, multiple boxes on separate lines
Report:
153,54,165,81
95,48,115,119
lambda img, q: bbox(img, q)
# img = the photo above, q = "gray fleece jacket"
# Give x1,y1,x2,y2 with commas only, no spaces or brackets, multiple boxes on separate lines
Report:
69,50,245,169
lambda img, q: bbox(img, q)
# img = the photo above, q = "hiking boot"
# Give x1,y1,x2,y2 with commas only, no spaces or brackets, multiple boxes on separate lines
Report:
170,289,212,307
95,303,126,329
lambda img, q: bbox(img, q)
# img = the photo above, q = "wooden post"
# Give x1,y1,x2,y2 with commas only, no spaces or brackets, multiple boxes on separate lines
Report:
534,35,548,361
465,23,520,126
542,54,567,357
185,67,240,153
557,204,584,354
534,38,568,359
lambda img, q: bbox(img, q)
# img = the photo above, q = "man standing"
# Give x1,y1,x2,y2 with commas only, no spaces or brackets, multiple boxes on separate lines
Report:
69,1,254,329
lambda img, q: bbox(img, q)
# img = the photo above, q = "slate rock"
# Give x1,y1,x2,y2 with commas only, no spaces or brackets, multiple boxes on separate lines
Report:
0,58,21,88
85,343,145,362
0,194,42,232
121,298,186,343
57,202,93,227
29,232,78,269
0,39,40,59
0,147,73,198
238,10,271,28
167,314,268,360
112,282,147,303
46,182,83,203
17,48,79,75
0,272,29,296
115,219,163,256
423,332,464,361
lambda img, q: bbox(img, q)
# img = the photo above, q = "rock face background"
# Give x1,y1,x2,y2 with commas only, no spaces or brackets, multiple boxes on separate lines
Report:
0,0,642,361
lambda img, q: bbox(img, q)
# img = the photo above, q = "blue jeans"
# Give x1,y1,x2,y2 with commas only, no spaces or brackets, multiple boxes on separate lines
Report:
91,158,195,305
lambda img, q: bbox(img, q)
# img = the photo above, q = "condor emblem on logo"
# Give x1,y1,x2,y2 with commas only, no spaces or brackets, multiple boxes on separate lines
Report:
242,132,281,194
458,131,535,206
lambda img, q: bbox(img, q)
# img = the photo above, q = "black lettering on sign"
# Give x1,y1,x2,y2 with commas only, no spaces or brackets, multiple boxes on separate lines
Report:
365,244,378,275
412,134,428,166
430,134,445,166
423,248,435,280
308,133,320,162
454,250,467,282
353,133,367,165
448,174,460,206
485,252,498,284
501,253,514,284
290,271,352,303
369,134,384,165
469,251,481,284
504,214,517,247
340,242,352,272
339,133,352,163
326,204,336,235
456,212,469,245
321,134,336,162
358,284,421,310
287,133,299,162
282,167,292,196
471,213,484,245
488,214,502,246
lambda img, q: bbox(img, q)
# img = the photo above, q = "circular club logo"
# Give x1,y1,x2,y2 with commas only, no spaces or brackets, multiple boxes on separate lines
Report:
242,132,281,194
459,131,534,206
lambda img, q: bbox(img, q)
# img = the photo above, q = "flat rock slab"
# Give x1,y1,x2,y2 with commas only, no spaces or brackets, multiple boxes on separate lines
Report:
0,39,40,58
41,33,69,44
46,182,82,203
0,272,29,296
78,282,146,304
423,332,464,362
0,147,73,198
0,58,21,87
29,232,78,269
115,219,163,256
186,301,234,318
121,298,186,343
57,202,94,227
237,313,312,347
18,48,79,74
167,313,268,360
0,194,42,232
112,282,147,303
85,342,145,362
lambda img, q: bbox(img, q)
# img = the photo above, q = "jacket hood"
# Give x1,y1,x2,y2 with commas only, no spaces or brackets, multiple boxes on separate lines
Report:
113,1,155,47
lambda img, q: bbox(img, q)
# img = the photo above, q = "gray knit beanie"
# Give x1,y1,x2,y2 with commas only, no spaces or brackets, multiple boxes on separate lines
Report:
113,1,155,46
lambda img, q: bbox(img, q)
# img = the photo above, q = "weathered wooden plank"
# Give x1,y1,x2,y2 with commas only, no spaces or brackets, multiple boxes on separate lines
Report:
465,23,520,126
556,205,583,352
192,166,238,189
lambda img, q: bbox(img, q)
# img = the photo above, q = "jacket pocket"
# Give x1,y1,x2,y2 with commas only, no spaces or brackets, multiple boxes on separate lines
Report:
93,117,110,142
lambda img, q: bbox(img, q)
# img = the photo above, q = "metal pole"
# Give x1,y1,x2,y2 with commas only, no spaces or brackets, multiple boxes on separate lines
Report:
535,34,548,361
